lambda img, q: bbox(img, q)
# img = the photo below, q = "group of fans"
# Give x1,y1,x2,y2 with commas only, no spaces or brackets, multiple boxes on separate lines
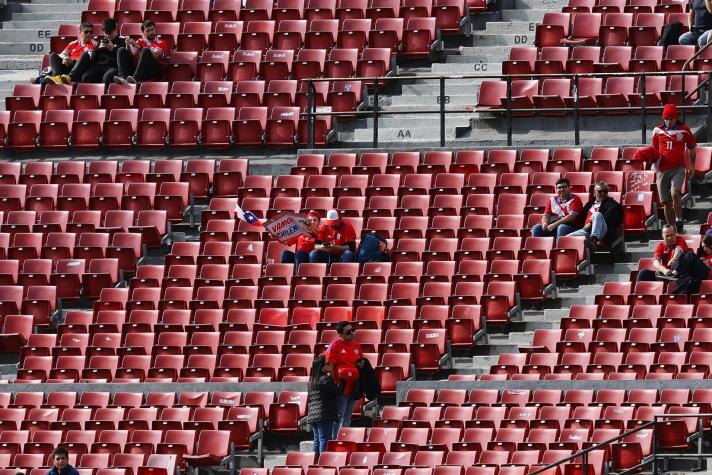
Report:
39,18,166,86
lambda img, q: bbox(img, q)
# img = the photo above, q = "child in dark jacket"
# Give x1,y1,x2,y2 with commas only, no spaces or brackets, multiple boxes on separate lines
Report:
307,355,343,460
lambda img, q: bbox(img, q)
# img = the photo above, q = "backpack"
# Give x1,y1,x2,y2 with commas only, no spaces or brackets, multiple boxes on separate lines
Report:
659,21,682,47
356,233,387,263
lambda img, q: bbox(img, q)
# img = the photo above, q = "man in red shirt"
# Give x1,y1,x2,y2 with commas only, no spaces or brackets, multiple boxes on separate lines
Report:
325,321,364,435
280,211,320,270
651,103,696,232
47,22,97,78
309,209,357,263
531,177,583,241
114,20,167,84
637,224,689,282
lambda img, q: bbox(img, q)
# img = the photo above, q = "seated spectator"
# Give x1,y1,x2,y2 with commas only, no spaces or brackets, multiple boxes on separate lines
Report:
679,0,712,47
531,177,583,241
47,18,127,85
48,22,96,79
281,211,321,270
114,20,167,84
309,209,356,264
569,181,623,248
46,447,79,475
637,224,689,282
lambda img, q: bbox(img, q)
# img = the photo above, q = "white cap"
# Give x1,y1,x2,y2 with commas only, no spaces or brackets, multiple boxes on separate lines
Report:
323,209,340,224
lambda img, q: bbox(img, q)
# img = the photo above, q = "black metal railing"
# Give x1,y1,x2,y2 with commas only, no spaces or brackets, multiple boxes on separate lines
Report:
527,412,712,475
304,69,712,148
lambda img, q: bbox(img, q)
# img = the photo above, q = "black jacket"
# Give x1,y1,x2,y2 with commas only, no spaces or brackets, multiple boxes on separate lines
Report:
353,358,381,401
579,196,623,244
307,374,342,423
93,36,127,66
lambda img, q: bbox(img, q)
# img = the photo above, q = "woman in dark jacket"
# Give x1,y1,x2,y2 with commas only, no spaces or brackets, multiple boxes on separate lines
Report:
307,355,342,459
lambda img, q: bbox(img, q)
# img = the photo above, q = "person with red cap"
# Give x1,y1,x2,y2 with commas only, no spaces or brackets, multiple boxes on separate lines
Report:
325,321,364,435
637,103,696,233
309,209,357,263
280,211,320,270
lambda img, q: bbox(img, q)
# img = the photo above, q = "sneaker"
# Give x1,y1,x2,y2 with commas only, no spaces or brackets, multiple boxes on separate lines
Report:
583,238,596,252
125,76,136,84
655,271,677,281
44,75,63,85
59,75,71,84
113,76,128,84
675,221,684,233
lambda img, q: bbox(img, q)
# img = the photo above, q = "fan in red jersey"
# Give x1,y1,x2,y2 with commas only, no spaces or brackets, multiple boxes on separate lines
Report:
114,20,167,84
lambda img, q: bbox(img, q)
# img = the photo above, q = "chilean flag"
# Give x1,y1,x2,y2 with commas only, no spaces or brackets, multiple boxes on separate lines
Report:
234,203,264,227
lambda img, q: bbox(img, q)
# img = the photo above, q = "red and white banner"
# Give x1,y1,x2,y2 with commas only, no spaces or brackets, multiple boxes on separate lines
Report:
264,212,311,243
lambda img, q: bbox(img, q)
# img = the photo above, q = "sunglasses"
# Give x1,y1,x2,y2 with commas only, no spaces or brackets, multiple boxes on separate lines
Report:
595,189,608,194
82,30,93,34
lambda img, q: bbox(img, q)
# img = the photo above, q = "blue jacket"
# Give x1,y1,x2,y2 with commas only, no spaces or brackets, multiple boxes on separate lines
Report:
46,465,80,475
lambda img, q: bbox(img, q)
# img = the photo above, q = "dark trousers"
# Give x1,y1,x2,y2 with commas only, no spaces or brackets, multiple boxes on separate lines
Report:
69,51,117,85
281,250,309,271
637,269,659,282
117,47,162,82
49,53,72,75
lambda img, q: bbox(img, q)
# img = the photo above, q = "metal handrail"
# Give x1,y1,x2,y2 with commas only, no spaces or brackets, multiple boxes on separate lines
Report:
682,38,712,73
529,412,712,475
527,421,654,475
304,69,712,149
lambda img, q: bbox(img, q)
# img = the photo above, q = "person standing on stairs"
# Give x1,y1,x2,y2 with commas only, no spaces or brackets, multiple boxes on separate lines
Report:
636,104,696,233
326,321,364,436
307,355,343,460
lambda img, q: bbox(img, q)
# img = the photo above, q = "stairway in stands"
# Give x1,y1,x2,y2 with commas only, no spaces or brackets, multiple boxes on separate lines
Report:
0,0,84,102
334,0,568,148
469,180,712,377
334,0,709,148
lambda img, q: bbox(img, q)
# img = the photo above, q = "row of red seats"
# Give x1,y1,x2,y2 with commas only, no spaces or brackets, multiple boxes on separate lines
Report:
0,454,176,475
81,0,470,29
562,0,685,15
476,75,696,114
538,11,677,46
503,45,709,76
0,107,322,150
9,79,367,113
562,301,712,330
287,148,712,178
94,18,440,56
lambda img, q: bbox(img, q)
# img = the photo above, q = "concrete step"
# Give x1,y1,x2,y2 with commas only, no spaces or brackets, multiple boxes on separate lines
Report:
430,63,500,75
514,0,568,10
0,29,57,42
339,114,472,129
0,42,50,56
401,83,478,95
2,19,69,29
458,45,520,56
484,21,539,34
29,0,86,4
17,2,87,12
0,55,43,70
389,94,477,106
500,8,549,21
9,12,82,20
472,32,536,46
446,53,509,63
